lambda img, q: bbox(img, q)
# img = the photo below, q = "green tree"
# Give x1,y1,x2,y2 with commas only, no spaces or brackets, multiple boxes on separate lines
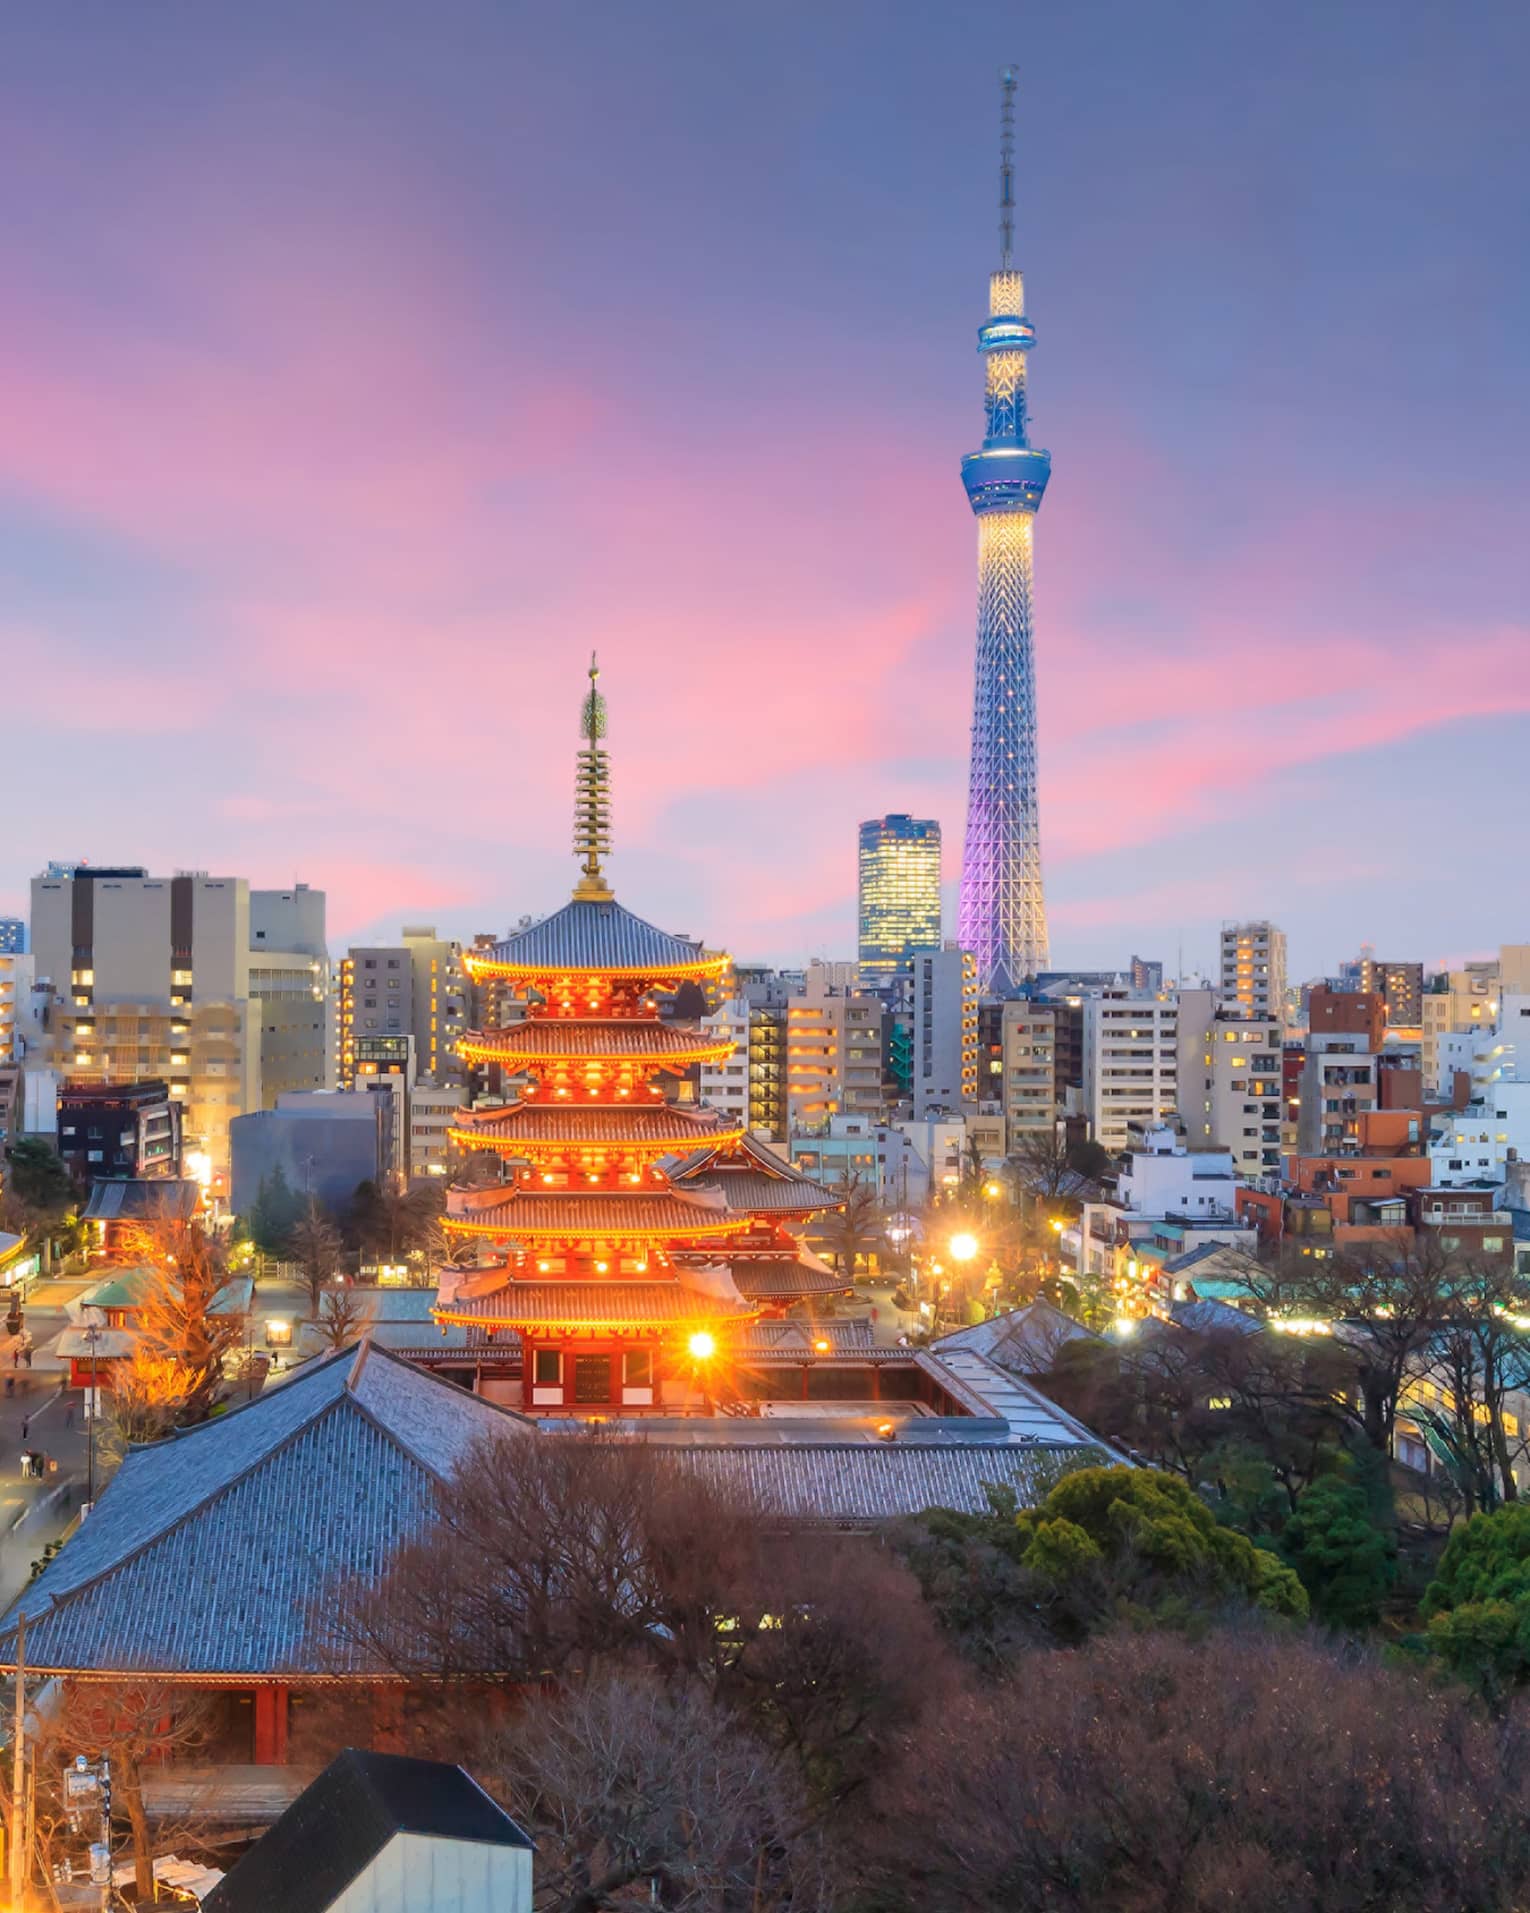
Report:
1279,1473,1395,1629
1423,1503,1530,1701
4,1138,73,1216
247,1164,303,1256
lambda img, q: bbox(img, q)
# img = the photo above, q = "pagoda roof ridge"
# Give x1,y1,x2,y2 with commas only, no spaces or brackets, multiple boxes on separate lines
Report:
469,897,725,980
452,1102,741,1147
460,1019,732,1065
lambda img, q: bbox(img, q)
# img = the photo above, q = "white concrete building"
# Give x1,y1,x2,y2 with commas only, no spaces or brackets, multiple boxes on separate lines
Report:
1429,995,1530,1185
1082,990,1180,1153
250,885,333,1102
409,1080,462,1179
1074,1124,1251,1279
785,963,883,1129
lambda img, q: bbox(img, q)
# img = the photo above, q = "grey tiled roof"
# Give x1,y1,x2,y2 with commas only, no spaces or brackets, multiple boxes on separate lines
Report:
682,1170,841,1215
0,1345,529,1678
725,1250,850,1300
480,900,712,975
656,1442,1097,1526
81,1179,199,1223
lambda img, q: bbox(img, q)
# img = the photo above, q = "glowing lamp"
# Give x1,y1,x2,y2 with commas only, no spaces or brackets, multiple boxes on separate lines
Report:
813,1337,830,1353
688,1331,716,1361
948,1232,979,1263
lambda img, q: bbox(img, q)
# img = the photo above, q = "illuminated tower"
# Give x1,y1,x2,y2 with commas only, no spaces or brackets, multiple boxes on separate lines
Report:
956,68,1051,995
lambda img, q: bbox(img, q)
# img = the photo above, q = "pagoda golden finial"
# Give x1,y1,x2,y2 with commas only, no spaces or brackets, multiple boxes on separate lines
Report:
572,652,614,901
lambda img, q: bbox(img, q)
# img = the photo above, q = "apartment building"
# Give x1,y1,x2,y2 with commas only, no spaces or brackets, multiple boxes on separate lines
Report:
337,928,467,1089
1000,1000,1058,1148
910,946,978,1118
1219,921,1286,1024
785,964,884,1129
1175,987,1282,1176
1082,991,1180,1154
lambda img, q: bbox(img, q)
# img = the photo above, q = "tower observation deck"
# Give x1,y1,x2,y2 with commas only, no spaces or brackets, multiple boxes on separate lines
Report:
956,67,1051,996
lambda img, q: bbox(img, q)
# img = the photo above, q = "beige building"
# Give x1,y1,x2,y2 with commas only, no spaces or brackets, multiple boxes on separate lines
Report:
1176,986,1282,1177
30,868,261,1176
1423,962,1499,1098
1000,1000,1058,1148
1219,921,1287,1024
785,963,883,1129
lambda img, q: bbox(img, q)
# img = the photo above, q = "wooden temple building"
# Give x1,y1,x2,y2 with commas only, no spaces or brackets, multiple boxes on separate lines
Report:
432,659,845,1414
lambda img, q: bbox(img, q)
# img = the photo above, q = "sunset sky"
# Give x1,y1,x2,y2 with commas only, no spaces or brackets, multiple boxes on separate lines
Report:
2,1,1525,979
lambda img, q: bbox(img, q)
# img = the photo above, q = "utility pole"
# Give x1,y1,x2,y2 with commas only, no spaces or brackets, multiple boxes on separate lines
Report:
9,1611,24,1911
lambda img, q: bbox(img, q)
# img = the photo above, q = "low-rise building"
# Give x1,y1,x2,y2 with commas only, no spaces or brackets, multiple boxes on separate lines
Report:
56,1079,183,1183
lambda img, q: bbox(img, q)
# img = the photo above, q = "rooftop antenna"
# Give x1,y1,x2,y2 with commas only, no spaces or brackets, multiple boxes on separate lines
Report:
998,65,1017,270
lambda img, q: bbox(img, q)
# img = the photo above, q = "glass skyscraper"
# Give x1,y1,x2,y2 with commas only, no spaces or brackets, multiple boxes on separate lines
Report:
858,816,942,978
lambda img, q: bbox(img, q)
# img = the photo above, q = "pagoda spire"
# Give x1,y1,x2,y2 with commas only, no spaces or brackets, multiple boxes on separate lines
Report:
572,652,614,902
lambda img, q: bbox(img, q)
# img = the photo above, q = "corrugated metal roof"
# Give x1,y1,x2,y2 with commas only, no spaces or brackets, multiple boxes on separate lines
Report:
80,1180,199,1222
478,900,714,976
436,1282,757,1326
445,1187,746,1239
462,1019,730,1061
0,1345,531,1677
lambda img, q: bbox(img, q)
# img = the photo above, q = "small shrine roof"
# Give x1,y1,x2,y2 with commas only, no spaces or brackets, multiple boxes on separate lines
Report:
435,1281,757,1327
470,898,721,979
461,1019,730,1063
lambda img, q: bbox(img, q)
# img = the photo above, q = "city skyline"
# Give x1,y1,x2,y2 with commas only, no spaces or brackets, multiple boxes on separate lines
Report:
1,4,1526,981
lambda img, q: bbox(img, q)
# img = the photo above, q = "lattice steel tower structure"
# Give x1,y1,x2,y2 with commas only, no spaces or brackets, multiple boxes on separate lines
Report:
956,67,1051,996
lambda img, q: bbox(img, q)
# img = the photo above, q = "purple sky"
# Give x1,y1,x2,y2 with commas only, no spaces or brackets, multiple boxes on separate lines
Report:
1,1,1526,980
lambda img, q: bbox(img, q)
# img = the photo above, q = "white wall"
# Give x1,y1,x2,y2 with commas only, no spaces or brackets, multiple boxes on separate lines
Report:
327,1831,531,1913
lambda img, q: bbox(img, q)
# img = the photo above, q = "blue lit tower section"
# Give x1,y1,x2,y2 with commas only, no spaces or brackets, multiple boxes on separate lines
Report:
956,68,1051,996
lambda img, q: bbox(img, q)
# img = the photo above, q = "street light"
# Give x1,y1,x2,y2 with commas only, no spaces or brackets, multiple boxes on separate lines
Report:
948,1232,979,1264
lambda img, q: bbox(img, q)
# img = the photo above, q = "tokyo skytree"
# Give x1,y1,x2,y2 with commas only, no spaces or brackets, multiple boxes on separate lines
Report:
956,68,1051,996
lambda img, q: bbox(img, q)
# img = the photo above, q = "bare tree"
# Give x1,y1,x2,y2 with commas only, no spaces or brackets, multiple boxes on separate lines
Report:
287,1200,343,1317
477,1668,835,1912
316,1284,375,1351
821,1170,881,1277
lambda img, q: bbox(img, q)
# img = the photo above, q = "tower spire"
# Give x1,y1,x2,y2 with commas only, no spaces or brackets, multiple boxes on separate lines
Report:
998,65,1016,270
572,652,614,902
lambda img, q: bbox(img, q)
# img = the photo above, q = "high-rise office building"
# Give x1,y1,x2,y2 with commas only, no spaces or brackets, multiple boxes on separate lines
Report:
1081,990,1180,1154
1219,921,1287,1024
857,815,942,978
249,885,332,1102
29,866,259,1175
0,920,25,955
957,70,1051,994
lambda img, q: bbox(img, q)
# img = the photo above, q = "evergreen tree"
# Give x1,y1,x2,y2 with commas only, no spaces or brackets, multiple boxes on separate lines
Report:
1279,1473,1395,1629
246,1164,302,1256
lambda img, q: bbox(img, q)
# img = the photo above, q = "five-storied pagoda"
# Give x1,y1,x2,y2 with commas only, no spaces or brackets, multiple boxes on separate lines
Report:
434,659,841,1414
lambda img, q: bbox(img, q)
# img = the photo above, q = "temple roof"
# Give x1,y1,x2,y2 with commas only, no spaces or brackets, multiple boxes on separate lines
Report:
468,898,723,980
460,1018,732,1064
721,1246,851,1300
685,1170,841,1216
435,1281,757,1327
445,1185,749,1240
452,1101,740,1150
0,1343,530,1677
669,1134,841,1212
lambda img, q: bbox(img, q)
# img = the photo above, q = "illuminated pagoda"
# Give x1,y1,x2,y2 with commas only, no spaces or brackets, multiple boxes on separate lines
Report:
435,658,843,1415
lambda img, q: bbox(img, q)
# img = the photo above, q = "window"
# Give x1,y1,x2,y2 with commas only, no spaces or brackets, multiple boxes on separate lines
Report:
533,1350,561,1386
624,1350,654,1388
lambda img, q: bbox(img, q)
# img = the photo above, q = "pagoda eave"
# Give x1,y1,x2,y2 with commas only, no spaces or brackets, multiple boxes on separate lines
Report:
464,953,729,986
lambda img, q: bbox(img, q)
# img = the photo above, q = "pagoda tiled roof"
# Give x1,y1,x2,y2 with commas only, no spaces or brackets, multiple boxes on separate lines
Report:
684,1169,841,1215
453,1102,740,1149
461,1018,731,1063
0,1344,530,1678
472,899,719,978
435,1281,757,1327
445,1185,748,1240
723,1247,850,1300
